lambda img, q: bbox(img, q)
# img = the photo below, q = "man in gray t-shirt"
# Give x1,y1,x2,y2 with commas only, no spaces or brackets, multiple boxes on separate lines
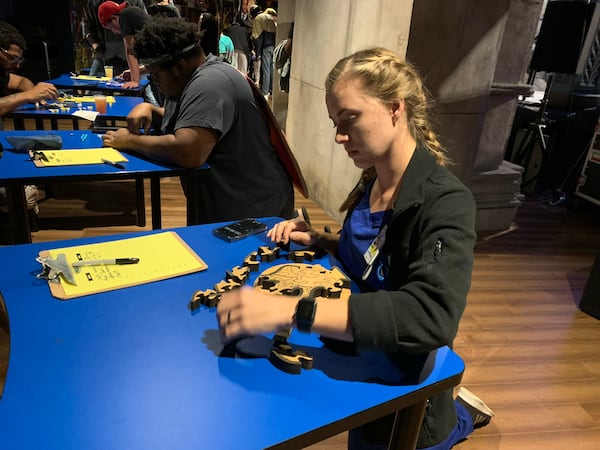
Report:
102,17,293,224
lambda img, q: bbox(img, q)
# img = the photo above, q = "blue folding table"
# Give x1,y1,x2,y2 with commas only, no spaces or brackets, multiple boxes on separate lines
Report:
6,96,143,131
46,73,150,97
0,130,205,244
0,220,464,449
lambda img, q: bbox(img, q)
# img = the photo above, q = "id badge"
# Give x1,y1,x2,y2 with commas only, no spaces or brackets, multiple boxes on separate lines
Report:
362,225,387,280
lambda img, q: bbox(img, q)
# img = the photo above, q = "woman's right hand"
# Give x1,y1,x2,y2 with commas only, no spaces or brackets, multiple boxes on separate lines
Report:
267,218,318,246
126,102,154,134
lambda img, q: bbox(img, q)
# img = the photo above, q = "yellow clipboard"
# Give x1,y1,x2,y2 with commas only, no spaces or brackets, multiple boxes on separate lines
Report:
71,74,112,82
29,148,128,167
59,95,116,103
39,231,208,300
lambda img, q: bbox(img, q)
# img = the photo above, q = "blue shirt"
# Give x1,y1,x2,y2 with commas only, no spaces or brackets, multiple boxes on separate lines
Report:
338,182,393,291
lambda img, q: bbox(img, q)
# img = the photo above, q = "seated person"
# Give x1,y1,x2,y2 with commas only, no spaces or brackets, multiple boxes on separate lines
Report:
102,17,293,224
0,21,59,122
0,21,58,220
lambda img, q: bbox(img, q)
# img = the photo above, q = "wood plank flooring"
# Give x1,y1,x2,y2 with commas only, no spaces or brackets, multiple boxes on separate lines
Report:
2,172,600,449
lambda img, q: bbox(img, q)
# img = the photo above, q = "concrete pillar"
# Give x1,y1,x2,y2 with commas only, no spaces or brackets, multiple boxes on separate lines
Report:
276,0,541,229
280,0,414,223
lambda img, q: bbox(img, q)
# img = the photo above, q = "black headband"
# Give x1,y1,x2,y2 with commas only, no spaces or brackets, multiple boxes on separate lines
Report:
139,43,198,67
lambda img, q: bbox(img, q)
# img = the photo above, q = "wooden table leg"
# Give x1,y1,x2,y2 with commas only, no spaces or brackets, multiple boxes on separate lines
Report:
387,400,427,450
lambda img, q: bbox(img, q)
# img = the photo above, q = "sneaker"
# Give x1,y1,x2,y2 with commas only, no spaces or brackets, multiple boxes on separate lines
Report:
456,387,495,429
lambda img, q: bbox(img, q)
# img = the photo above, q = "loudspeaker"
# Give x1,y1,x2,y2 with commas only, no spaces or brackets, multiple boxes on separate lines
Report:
530,0,600,75
580,252,600,320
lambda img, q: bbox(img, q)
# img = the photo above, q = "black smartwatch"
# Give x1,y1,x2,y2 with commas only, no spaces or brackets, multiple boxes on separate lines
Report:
295,297,317,333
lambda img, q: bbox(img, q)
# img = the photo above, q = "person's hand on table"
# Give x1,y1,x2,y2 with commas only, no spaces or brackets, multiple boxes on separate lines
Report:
267,218,318,246
29,82,59,103
122,80,140,90
102,128,131,149
118,69,131,81
217,286,297,343
126,102,154,134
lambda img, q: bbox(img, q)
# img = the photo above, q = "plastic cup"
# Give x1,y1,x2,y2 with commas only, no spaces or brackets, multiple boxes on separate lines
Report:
104,65,114,79
94,95,107,114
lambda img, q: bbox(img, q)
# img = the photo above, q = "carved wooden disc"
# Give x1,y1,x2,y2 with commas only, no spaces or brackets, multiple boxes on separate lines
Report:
254,263,351,300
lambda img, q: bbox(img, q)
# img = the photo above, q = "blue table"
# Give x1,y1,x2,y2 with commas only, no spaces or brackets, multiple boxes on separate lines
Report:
6,96,143,131
0,130,203,244
0,220,464,449
47,73,150,97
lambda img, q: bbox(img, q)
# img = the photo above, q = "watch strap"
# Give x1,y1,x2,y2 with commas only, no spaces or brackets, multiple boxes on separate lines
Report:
295,296,317,333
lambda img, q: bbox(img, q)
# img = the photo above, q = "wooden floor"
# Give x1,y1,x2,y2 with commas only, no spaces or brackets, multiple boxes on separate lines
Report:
2,176,600,449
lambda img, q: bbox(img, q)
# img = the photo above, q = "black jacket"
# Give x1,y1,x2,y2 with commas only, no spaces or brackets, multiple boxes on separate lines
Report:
346,147,476,447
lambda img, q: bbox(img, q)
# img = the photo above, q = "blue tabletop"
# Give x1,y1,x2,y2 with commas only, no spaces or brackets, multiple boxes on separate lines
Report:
0,220,464,449
48,74,150,96
0,130,183,184
9,96,143,121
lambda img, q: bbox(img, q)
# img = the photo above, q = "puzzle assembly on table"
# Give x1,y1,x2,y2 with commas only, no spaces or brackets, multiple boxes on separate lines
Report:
38,95,116,111
189,245,352,374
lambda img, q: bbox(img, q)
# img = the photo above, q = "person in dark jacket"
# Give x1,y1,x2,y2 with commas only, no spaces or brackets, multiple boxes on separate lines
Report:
216,47,494,449
223,18,251,75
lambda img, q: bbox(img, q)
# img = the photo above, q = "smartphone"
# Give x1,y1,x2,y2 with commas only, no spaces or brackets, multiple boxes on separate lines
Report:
212,218,268,242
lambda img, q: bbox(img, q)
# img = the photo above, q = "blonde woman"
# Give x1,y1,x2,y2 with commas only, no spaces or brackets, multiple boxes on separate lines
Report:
217,48,493,449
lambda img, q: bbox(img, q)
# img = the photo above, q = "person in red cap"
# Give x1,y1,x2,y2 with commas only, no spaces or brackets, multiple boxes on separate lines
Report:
98,1,149,91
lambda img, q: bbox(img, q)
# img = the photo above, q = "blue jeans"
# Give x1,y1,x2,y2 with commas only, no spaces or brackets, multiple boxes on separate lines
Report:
89,57,105,77
348,400,474,450
260,45,274,95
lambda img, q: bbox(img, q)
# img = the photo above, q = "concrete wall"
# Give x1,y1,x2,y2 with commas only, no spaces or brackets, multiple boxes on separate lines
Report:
476,0,544,173
276,0,541,226
407,0,512,181
280,0,414,223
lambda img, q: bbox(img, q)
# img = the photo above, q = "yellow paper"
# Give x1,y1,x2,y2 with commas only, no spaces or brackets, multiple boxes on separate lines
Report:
30,148,127,167
43,232,207,299
71,75,112,82
59,95,116,103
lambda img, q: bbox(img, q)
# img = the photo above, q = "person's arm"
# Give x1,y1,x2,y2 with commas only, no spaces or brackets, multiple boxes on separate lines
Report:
0,74,59,116
102,124,217,168
217,286,354,344
6,73,34,92
122,35,141,88
254,34,264,59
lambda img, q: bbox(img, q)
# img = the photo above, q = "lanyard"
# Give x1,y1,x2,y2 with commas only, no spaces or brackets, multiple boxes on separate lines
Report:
361,224,388,281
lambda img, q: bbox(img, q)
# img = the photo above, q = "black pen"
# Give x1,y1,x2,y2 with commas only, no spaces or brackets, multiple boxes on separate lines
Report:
101,158,125,169
72,257,140,267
